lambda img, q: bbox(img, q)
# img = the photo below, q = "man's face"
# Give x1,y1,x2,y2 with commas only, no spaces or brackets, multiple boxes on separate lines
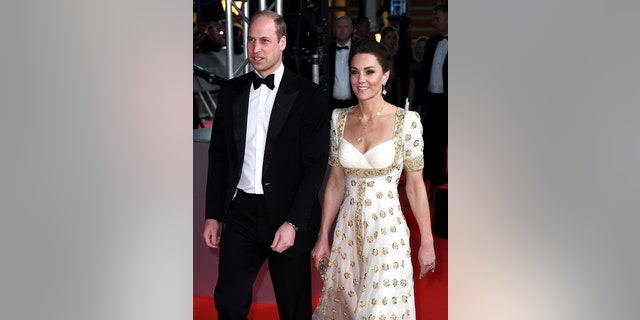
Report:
334,18,353,43
432,11,448,34
247,15,286,77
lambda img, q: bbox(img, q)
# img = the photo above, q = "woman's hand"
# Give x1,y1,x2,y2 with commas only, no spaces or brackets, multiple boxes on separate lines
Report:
418,243,436,279
311,239,330,270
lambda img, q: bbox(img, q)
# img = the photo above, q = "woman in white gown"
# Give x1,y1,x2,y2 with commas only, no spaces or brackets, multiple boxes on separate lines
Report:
311,39,436,320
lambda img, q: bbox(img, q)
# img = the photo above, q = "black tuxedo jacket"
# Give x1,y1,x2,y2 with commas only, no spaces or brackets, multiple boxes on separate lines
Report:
414,34,448,107
327,41,357,106
205,67,330,256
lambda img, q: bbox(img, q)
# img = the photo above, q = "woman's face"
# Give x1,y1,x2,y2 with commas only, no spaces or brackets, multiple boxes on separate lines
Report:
413,39,427,62
380,32,398,51
350,53,390,102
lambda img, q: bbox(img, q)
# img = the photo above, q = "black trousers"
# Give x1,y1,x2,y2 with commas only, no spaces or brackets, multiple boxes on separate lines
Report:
214,190,312,320
422,92,448,192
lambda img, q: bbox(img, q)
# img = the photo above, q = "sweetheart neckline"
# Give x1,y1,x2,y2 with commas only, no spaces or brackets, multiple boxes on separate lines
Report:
341,138,393,156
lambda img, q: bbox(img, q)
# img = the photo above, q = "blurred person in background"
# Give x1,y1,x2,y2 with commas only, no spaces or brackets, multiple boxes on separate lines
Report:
195,21,224,53
232,22,244,55
353,16,373,43
328,16,358,113
379,25,412,108
408,36,428,108
414,4,448,195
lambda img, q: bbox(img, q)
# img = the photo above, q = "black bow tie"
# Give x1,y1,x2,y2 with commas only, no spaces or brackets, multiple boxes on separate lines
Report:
252,73,275,90
336,45,349,51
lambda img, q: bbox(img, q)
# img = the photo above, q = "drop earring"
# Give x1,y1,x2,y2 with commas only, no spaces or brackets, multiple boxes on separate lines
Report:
382,83,387,96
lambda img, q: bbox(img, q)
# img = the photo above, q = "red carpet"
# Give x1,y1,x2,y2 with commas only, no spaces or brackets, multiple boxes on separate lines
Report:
194,175,448,319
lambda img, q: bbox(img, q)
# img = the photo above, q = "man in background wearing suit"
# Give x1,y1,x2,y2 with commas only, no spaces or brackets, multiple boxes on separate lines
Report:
203,10,330,320
327,16,358,113
413,4,448,195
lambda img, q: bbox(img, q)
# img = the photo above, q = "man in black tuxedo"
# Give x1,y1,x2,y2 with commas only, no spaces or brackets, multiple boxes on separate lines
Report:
327,16,358,113
413,4,448,194
203,10,329,320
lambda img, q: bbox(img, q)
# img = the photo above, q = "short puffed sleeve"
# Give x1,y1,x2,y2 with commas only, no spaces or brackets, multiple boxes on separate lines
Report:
328,108,346,167
402,110,424,171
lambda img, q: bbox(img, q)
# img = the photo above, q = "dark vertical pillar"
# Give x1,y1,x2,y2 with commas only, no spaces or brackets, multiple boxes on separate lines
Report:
359,0,366,17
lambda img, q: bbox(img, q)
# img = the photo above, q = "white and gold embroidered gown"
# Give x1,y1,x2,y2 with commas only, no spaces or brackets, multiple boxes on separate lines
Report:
312,107,424,320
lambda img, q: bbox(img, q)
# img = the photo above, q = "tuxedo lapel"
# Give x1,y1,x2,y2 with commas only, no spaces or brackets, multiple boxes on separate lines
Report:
328,42,337,93
263,69,298,176
232,75,252,171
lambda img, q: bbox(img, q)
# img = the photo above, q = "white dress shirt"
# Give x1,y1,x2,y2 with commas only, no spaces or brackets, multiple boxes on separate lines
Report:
428,37,448,94
333,40,352,100
237,63,285,194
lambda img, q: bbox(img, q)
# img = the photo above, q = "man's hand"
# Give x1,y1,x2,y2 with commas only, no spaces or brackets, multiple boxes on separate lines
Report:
270,222,296,253
203,219,221,249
